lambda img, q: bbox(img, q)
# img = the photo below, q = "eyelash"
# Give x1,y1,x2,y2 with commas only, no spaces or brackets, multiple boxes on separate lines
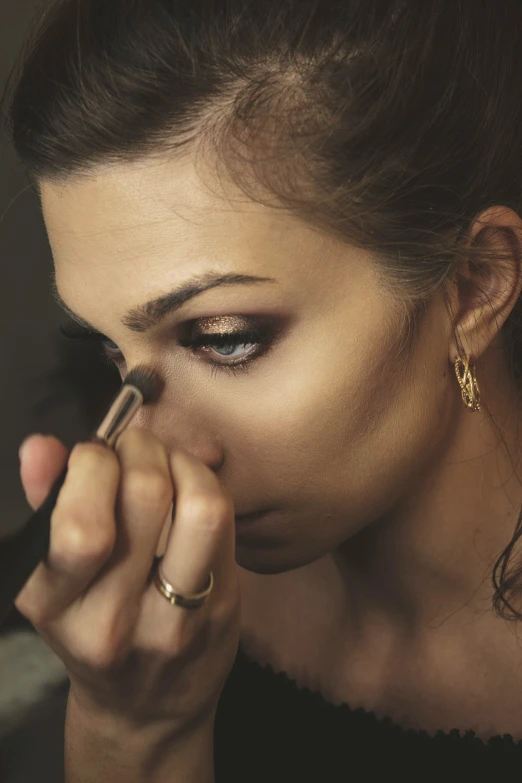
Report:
58,321,276,378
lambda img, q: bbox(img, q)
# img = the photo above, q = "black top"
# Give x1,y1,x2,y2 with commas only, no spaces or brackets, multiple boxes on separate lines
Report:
213,643,522,779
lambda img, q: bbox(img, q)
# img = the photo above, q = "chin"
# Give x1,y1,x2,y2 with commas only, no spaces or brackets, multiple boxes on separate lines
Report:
235,541,322,575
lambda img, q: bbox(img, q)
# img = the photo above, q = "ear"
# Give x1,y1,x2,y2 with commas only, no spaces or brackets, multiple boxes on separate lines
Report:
449,206,522,363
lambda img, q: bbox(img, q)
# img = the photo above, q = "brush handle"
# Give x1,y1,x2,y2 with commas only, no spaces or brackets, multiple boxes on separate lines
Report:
0,464,69,630
0,383,144,631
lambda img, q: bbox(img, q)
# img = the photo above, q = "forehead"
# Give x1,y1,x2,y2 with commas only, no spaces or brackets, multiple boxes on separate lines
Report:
41,155,265,264
39,154,371,329
40,155,327,283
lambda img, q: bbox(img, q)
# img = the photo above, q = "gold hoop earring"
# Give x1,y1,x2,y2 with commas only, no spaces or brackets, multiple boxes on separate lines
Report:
454,354,481,412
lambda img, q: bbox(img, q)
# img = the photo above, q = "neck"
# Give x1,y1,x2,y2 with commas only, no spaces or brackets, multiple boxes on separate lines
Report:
332,361,522,642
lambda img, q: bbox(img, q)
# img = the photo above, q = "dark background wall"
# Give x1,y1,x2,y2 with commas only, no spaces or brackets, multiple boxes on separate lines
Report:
0,14,121,776
0,0,119,541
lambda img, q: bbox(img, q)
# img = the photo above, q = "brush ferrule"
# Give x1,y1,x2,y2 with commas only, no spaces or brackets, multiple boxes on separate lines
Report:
94,384,143,448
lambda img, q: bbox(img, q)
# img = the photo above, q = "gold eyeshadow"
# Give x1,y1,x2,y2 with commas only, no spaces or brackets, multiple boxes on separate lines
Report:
193,315,256,334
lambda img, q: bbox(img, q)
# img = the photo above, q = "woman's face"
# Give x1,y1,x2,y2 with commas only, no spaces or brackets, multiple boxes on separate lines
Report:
40,155,455,575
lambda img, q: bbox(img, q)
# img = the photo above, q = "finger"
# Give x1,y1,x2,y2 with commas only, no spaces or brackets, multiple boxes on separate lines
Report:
19,434,69,511
78,427,174,625
154,448,236,601
15,441,120,623
155,501,174,558
133,448,237,654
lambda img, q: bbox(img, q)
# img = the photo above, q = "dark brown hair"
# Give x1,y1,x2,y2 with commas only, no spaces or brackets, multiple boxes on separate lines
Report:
3,0,522,617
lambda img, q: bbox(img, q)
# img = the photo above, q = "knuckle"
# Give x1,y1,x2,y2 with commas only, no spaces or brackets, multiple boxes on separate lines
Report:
32,603,57,628
179,492,231,530
79,625,129,672
15,594,44,626
201,605,231,640
79,643,120,673
69,441,117,470
16,588,59,628
117,426,150,448
156,626,190,658
22,604,47,627
52,514,114,566
124,469,172,507
168,623,205,658
117,427,165,458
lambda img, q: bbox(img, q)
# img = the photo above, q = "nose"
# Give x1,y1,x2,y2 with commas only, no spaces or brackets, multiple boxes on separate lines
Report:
129,400,225,474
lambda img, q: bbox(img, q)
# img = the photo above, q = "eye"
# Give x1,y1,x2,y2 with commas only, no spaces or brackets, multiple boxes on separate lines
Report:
58,320,280,378
179,327,276,378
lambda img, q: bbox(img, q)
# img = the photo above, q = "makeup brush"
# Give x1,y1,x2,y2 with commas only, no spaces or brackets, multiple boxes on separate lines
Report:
0,366,165,631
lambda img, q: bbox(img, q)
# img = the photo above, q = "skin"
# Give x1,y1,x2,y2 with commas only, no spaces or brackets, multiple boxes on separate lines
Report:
40,152,522,739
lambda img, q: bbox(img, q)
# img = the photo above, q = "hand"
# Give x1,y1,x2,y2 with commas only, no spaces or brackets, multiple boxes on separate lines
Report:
16,428,240,738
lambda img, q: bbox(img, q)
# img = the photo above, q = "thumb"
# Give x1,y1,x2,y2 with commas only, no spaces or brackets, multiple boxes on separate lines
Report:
19,434,70,511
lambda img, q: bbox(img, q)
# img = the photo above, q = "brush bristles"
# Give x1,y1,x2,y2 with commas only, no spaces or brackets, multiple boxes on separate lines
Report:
123,366,165,404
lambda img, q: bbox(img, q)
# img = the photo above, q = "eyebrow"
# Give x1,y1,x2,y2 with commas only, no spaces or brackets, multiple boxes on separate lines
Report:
50,270,278,334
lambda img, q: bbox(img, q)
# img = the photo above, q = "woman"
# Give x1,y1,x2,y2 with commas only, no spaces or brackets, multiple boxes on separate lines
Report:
4,0,522,777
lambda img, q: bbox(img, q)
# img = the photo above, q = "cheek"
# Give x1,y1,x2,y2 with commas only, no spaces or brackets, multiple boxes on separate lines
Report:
215,325,404,501
316,336,451,530
249,321,450,526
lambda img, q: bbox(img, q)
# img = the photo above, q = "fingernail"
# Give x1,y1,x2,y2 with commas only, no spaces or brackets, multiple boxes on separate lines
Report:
19,434,44,464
